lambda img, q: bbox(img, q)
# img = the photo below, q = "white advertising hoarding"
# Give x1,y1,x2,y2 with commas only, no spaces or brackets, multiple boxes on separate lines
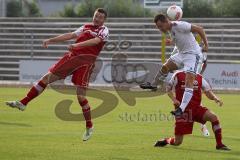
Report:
19,60,240,90
203,63,240,90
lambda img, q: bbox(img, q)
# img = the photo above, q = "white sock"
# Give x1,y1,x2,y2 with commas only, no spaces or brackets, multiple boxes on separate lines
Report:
179,88,193,112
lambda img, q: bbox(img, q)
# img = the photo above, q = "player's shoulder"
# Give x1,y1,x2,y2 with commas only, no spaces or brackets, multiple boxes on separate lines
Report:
171,21,178,27
99,25,109,32
178,20,190,24
98,25,109,35
172,21,190,26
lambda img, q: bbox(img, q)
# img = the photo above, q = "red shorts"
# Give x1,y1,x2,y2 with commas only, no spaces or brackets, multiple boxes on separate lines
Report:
49,52,95,87
174,105,208,135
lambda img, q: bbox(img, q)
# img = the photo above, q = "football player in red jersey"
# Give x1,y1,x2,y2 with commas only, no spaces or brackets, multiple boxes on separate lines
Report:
6,8,109,141
154,71,230,151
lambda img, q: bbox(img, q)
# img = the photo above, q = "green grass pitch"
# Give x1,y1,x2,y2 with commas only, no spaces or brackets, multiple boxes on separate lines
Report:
0,87,240,160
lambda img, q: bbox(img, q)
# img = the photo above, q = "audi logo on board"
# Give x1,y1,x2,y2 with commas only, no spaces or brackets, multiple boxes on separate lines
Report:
102,63,148,84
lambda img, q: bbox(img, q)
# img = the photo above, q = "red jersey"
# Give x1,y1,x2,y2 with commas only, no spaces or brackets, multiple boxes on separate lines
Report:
72,23,109,57
167,71,211,107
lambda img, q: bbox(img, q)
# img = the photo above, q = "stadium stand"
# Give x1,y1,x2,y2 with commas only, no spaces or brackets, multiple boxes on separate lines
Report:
0,18,240,81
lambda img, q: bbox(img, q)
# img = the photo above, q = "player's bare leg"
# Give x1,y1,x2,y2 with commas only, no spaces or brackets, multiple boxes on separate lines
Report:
76,87,93,141
171,72,195,116
140,59,178,91
154,135,183,147
203,110,230,151
5,72,60,111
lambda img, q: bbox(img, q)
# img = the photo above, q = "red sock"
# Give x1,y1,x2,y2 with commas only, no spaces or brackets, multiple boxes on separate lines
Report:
79,99,93,128
211,120,223,146
166,137,175,145
20,80,46,105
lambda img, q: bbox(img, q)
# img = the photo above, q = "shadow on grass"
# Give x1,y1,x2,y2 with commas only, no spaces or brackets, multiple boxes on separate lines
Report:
0,121,32,127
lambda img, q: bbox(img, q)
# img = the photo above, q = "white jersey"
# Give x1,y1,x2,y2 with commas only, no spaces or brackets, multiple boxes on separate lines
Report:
170,21,201,54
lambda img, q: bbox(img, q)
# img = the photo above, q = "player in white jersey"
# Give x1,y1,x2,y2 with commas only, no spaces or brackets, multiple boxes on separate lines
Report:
140,14,209,117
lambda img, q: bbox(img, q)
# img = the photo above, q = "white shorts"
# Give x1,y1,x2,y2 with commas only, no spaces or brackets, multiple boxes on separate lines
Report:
169,52,202,74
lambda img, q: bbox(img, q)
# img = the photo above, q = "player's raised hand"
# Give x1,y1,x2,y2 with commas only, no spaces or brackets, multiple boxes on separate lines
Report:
42,39,50,48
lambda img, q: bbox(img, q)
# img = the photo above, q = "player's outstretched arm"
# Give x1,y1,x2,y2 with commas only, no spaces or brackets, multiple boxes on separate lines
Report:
204,90,223,107
191,25,208,52
42,32,77,48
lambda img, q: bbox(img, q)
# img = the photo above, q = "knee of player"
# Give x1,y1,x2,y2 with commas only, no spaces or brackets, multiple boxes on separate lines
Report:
41,73,55,85
40,76,48,84
210,114,219,122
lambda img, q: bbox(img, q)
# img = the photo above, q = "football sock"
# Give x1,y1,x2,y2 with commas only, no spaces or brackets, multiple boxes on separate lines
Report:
211,120,223,146
20,80,47,105
79,98,93,128
179,88,193,112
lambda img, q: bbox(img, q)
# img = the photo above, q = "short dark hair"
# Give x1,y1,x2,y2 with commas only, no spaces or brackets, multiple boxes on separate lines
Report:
95,8,107,18
154,13,168,24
